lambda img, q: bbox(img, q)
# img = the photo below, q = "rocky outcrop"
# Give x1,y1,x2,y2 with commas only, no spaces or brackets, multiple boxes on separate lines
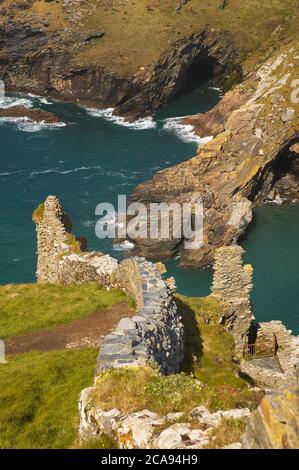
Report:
97,258,184,375
115,30,240,119
242,384,299,449
0,4,239,120
0,105,60,123
129,41,299,266
79,396,251,449
211,246,255,355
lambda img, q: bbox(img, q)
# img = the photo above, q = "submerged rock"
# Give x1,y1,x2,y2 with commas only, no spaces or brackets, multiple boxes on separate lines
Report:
0,105,60,123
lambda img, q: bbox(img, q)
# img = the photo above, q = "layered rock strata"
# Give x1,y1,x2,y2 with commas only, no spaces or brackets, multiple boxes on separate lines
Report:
0,11,238,119
129,42,299,266
242,384,299,449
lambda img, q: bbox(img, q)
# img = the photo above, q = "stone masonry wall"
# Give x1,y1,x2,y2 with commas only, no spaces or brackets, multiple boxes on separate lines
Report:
257,321,299,382
212,246,255,355
241,321,299,388
111,258,144,310
34,196,184,375
34,195,70,283
96,257,184,375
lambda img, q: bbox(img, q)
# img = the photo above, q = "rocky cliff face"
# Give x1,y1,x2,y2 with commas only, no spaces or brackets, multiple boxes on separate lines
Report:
1,0,297,119
242,384,299,449
0,1,241,119
130,40,299,266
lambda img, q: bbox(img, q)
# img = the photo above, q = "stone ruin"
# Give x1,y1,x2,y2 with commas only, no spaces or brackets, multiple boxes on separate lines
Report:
212,245,299,389
33,195,184,376
211,245,255,355
33,195,119,287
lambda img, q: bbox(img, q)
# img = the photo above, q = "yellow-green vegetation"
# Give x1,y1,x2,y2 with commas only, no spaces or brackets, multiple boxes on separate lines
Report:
3,0,299,75
91,295,262,415
77,435,118,450
65,233,83,255
205,418,248,449
0,283,129,339
0,349,98,449
32,202,44,223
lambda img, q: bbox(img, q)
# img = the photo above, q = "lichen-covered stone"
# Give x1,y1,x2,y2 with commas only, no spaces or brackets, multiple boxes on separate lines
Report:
242,384,299,449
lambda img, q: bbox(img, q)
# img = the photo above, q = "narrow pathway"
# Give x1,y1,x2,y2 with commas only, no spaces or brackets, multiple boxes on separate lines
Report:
5,301,133,354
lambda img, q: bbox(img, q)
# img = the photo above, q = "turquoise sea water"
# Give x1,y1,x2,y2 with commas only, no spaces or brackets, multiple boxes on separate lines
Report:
0,86,298,334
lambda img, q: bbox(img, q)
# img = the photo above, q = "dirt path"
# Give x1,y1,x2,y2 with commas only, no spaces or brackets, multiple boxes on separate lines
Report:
6,301,133,354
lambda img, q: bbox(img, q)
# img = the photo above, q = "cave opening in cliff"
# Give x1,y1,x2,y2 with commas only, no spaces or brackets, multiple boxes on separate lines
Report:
177,57,217,97
249,137,299,202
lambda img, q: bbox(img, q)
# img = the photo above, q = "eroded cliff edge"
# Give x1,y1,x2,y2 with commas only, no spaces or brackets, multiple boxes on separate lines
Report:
1,0,298,118
130,40,299,266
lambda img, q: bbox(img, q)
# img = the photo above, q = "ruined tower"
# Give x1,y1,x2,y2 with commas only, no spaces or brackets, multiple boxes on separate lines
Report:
212,245,255,355
33,195,71,283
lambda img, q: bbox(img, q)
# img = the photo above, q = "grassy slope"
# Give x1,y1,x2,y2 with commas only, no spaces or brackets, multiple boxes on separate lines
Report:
91,295,263,416
3,0,299,75
0,295,261,449
0,349,98,449
0,283,128,339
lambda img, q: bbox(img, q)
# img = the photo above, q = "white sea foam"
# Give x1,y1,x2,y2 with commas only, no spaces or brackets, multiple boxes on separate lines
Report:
113,240,134,252
82,220,95,227
162,116,213,144
0,96,33,109
29,165,102,177
86,106,157,129
28,93,52,105
0,116,66,133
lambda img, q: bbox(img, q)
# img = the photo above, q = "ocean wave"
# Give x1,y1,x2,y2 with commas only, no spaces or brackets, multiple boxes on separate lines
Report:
85,106,157,129
0,116,66,133
29,165,103,177
0,96,33,109
162,116,213,144
82,220,95,227
113,240,134,252
28,93,53,105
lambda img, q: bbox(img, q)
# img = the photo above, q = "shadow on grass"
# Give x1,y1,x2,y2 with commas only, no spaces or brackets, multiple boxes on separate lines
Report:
176,298,203,374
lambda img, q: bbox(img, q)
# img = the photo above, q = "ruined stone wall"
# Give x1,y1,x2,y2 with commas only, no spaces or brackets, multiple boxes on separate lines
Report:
34,196,184,375
33,195,119,287
111,258,144,310
212,245,255,354
96,257,184,375
242,384,299,449
58,252,119,289
34,195,70,283
240,360,289,389
257,321,299,382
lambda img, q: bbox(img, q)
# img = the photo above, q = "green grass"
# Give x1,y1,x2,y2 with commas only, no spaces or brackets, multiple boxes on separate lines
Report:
0,349,98,449
4,0,298,76
0,283,129,339
32,203,44,223
205,418,248,448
